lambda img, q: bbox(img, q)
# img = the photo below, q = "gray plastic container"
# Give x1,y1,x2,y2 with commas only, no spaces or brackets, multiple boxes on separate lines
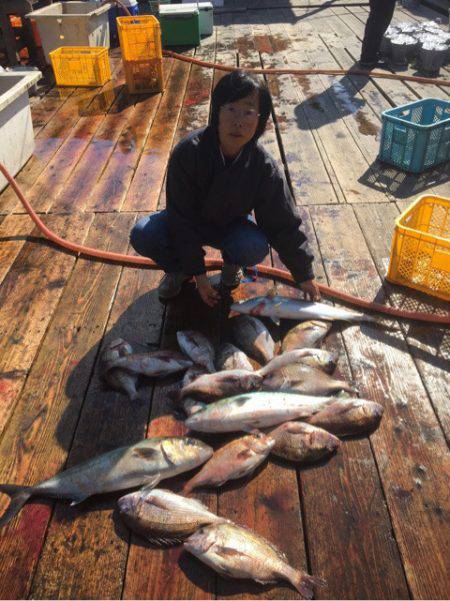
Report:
27,2,111,63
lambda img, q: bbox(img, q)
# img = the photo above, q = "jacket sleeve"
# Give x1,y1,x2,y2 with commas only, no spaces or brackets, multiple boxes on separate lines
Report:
254,158,315,283
165,146,206,276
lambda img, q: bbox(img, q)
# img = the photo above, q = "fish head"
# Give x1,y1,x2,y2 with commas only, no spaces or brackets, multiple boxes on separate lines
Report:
117,491,142,517
161,437,213,470
230,296,272,317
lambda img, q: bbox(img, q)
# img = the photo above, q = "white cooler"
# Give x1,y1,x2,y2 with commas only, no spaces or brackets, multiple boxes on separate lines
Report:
161,2,213,36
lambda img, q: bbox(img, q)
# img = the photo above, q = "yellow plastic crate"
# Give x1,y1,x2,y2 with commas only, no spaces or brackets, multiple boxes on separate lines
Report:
387,195,450,300
123,58,164,94
49,46,111,87
117,15,162,61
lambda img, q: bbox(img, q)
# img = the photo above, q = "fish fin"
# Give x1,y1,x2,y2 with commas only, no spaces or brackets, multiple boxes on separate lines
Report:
132,447,160,460
270,316,280,326
140,474,162,493
288,570,326,599
0,484,34,528
147,535,183,547
215,545,244,558
70,494,90,506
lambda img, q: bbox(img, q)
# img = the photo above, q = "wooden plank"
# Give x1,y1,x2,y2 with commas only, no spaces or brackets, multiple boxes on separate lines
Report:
353,202,450,441
86,58,174,213
253,13,341,205
0,57,122,215
51,87,135,213
122,52,193,212
31,87,76,136
0,214,35,286
0,213,133,600
265,10,389,204
123,252,222,600
310,203,450,600
282,14,394,204
270,205,410,599
0,214,93,437
29,65,126,214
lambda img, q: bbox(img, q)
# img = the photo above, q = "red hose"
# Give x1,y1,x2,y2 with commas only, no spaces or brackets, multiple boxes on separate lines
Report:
1,163,448,324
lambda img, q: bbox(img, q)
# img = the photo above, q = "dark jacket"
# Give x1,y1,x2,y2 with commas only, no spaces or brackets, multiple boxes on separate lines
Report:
166,126,314,282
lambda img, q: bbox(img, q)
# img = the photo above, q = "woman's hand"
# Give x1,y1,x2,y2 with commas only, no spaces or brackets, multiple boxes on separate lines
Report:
298,278,321,302
195,274,221,307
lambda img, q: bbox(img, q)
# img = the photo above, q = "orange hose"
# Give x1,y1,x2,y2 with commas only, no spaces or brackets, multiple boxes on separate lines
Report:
163,49,450,87
1,163,448,324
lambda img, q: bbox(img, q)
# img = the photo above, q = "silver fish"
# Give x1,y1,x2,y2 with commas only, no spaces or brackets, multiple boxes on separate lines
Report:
0,437,212,528
282,320,332,352
185,392,336,433
182,366,207,387
232,294,378,324
101,338,138,399
231,315,275,365
216,343,254,372
104,351,192,378
177,330,216,373
118,488,225,545
179,369,263,401
183,431,276,493
269,421,340,463
184,522,324,598
306,399,384,436
262,363,356,395
180,398,208,417
258,348,338,376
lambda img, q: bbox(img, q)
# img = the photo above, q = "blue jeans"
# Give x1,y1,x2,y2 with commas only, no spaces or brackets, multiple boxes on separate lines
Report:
130,210,269,273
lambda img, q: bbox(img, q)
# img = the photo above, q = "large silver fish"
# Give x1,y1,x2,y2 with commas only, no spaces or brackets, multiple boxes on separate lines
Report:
184,522,324,598
101,338,138,400
232,294,378,324
231,315,275,365
0,437,212,528
185,392,336,433
261,363,356,395
269,421,340,463
104,351,192,378
258,348,338,376
281,320,332,352
183,431,276,493
177,330,216,373
179,369,263,401
216,343,254,372
306,399,384,436
118,488,225,545
178,367,209,416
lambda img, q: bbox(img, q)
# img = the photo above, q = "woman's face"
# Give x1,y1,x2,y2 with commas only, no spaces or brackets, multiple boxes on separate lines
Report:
218,90,260,157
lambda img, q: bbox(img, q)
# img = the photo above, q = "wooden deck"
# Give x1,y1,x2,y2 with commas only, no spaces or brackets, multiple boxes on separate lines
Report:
0,1,449,598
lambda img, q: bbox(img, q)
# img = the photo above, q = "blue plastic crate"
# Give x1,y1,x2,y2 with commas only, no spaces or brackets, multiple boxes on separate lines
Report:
378,98,450,173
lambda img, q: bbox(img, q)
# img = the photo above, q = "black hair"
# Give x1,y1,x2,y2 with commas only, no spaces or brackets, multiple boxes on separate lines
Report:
210,71,273,141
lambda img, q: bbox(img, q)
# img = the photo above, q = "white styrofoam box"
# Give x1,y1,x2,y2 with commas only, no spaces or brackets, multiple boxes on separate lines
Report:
161,2,213,36
0,71,42,193
26,2,111,63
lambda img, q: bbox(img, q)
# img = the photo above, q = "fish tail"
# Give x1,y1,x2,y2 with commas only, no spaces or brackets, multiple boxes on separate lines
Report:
0,484,35,528
289,570,326,599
